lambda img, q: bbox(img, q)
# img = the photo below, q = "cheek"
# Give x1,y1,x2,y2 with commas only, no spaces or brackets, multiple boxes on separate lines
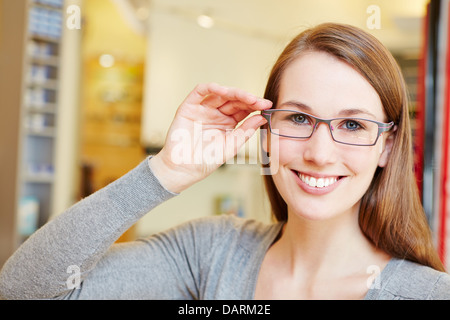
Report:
264,135,299,176
269,135,382,173
345,147,381,195
270,138,302,165
350,146,382,172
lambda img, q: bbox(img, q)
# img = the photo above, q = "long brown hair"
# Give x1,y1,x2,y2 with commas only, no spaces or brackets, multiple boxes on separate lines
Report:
262,23,445,272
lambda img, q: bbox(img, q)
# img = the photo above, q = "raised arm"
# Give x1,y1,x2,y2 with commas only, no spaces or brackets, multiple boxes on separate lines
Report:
0,83,271,299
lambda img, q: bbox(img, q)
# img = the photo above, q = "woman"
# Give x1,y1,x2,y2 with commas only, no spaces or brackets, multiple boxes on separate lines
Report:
257,23,449,299
1,23,449,300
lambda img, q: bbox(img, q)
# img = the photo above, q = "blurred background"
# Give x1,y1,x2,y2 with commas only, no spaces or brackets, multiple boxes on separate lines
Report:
1,0,449,269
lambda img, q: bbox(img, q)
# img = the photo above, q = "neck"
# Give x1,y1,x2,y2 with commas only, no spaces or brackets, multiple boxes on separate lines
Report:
275,205,380,280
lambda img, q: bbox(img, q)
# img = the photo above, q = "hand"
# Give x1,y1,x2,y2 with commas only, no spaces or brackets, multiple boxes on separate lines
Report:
149,83,272,193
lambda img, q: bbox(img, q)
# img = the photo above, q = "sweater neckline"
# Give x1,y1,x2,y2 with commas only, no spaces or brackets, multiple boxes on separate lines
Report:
247,220,396,300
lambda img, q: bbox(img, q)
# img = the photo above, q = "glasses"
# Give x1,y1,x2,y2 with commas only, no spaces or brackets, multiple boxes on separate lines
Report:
261,109,395,146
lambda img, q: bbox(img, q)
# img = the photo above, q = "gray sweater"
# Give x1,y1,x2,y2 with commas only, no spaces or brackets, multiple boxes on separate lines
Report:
1,158,449,300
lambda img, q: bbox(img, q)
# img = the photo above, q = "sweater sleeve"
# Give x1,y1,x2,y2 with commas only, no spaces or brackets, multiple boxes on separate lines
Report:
0,157,179,300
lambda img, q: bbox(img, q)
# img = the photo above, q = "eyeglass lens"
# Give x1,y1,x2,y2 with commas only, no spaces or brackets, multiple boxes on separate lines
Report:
269,110,380,146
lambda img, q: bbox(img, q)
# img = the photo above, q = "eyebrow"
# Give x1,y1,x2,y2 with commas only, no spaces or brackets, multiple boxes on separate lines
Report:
278,100,378,120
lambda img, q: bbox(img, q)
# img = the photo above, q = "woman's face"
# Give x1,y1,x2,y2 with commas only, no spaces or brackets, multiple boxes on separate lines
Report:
268,51,393,222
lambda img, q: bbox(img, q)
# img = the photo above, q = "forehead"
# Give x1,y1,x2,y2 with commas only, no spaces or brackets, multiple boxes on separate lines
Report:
278,51,385,120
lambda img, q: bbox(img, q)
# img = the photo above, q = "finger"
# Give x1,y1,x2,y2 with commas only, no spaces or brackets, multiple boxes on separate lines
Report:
224,115,267,160
184,83,228,106
218,101,250,118
217,97,272,117
224,86,257,106
232,110,252,123
200,93,228,109
189,83,272,110
224,87,272,110
200,86,254,109
236,114,267,134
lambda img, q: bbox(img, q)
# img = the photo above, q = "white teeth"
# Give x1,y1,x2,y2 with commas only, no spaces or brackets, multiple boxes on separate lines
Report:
298,173,338,188
316,178,324,188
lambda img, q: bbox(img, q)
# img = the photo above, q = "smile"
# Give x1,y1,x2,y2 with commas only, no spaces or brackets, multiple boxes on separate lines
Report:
297,172,340,188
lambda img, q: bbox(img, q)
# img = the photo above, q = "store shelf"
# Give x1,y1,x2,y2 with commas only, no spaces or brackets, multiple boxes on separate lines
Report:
0,0,81,267
23,174,55,184
17,0,64,240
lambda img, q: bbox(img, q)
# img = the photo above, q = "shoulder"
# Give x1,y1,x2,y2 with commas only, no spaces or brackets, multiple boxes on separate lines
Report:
185,215,281,246
173,215,282,299
168,215,282,260
147,215,280,250
376,258,450,300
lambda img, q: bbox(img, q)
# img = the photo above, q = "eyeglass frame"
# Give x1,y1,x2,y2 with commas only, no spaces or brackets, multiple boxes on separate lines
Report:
261,109,395,147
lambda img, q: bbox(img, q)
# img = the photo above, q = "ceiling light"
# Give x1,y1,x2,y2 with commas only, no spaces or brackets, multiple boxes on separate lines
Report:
197,15,214,29
99,54,115,68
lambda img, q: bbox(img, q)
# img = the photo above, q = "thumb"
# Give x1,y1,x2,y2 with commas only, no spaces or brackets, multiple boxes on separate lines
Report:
224,115,267,161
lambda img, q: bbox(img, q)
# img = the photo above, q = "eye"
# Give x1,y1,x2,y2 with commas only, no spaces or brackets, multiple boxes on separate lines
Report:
290,113,310,124
342,120,363,130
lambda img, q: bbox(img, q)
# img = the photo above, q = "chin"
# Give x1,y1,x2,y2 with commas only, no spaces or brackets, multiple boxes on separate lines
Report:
289,208,338,222
287,198,361,223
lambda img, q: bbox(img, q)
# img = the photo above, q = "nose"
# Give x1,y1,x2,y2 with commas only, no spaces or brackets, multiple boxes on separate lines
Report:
302,122,337,166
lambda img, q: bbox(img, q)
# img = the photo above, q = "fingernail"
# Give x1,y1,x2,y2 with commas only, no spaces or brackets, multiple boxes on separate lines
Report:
257,98,270,106
262,98,272,105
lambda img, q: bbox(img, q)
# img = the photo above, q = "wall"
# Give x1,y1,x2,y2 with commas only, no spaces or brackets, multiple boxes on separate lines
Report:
51,0,83,217
82,0,147,59
0,0,27,266
141,6,280,148
79,0,147,193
